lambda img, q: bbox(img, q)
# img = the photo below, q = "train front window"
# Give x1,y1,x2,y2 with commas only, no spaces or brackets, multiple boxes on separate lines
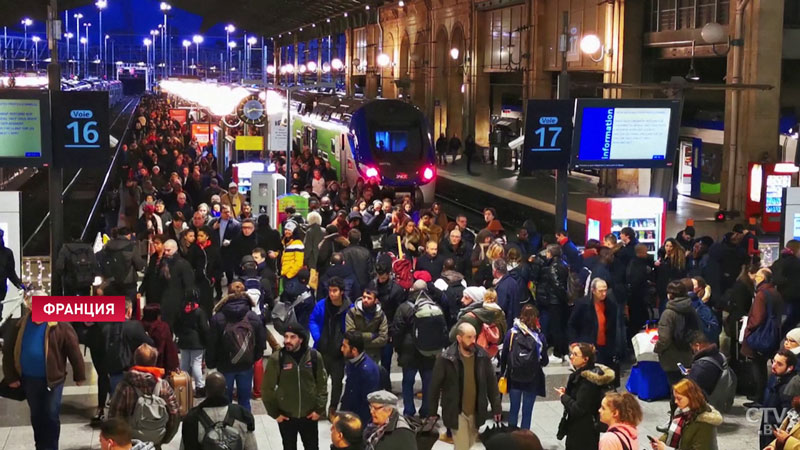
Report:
374,131,410,153
370,127,422,159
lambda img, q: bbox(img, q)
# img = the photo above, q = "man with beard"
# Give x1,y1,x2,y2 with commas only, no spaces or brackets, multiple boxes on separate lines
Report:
262,323,328,450
429,322,501,450
138,237,195,327
231,219,259,277
440,228,472,284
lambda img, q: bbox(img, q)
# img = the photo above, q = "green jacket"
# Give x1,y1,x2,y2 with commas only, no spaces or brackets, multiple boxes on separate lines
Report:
659,405,723,450
448,302,507,342
345,299,388,361
261,346,328,419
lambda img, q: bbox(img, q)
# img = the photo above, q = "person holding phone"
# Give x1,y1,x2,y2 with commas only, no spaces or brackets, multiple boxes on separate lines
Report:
649,378,722,450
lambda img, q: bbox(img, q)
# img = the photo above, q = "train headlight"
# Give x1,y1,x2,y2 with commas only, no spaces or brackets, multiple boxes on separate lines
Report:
422,165,435,182
365,166,380,179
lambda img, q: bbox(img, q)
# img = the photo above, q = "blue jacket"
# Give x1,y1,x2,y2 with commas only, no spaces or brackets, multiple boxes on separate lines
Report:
561,240,583,272
309,298,353,356
495,274,521,330
340,352,381,424
690,294,721,343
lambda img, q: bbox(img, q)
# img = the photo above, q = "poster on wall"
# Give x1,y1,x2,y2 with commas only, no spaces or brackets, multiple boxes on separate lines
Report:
192,123,211,146
268,113,288,151
169,109,188,125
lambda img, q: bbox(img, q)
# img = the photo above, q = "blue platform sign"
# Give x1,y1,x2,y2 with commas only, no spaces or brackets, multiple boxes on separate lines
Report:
521,99,574,171
52,91,110,168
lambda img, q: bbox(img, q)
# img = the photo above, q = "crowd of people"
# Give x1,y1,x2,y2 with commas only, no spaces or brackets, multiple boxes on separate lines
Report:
3,92,800,450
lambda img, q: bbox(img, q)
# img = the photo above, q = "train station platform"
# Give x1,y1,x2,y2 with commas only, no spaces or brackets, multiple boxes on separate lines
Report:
437,158,731,242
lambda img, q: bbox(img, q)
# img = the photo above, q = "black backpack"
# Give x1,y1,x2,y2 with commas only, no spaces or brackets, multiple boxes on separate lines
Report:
64,246,96,288
198,408,244,450
106,322,132,373
102,246,131,285
508,330,540,384
223,317,255,366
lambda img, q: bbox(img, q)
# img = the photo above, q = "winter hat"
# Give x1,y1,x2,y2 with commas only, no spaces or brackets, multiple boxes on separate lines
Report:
787,328,800,344
296,268,311,285
367,390,398,406
284,322,308,340
413,270,432,282
284,220,298,233
463,286,486,304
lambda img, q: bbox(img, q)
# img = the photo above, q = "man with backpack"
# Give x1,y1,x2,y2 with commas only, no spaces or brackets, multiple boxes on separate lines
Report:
346,286,389,363
262,322,328,450
208,290,267,411
180,372,258,449
375,257,407,373
107,343,180,446
391,282,447,417
55,239,99,295
743,268,785,406
340,331,382,424
654,280,704,386
105,300,155,395
100,227,145,313
309,277,353,418
687,335,735,413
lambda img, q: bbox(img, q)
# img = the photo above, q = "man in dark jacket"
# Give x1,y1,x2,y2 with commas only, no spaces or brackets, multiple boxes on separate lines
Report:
436,133,448,166
340,331,382,424
346,287,389,363
759,349,800,448
654,280,704,385
375,259,406,373
211,204,242,286
705,231,746,305
208,290,267,411
434,259,467,327
342,230,374,292
555,229,582,272
493,259,521,330
54,239,97,296
430,322,501,450
440,228,472,283
626,243,654,335
320,253,361,302
772,240,800,332
230,219,259,277
309,277,353,418
363,391,418,450
3,309,87,450
0,228,24,311
140,239,195,327
687,335,725,397
99,227,145,309
568,278,618,367
535,244,570,359
416,240,446,281
104,300,155,394
262,322,327,450
743,268,785,404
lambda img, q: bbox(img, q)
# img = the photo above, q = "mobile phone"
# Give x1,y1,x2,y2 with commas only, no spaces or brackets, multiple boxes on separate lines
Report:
647,435,658,443
677,362,688,375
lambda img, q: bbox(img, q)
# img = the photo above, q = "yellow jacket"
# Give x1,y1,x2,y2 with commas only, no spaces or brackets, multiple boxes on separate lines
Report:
281,238,305,279
766,416,800,450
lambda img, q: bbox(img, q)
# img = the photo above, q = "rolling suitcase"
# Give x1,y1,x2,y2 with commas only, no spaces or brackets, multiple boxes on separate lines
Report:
169,370,194,417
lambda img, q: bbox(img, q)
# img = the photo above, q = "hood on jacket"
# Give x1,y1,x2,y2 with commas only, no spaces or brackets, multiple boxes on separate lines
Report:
354,299,383,315
123,367,159,387
213,292,255,319
666,296,696,315
695,405,724,426
579,363,616,386
105,237,134,251
441,270,465,285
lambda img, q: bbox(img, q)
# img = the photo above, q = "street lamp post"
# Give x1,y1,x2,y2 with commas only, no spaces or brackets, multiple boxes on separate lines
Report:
160,3,171,77
32,36,40,71
225,24,235,81
105,35,109,76
64,32,73,75
247,36,257,80
21,18,32,71
74,14,83,75
150,29,159,79
83,22,91,78
228,41,237,81
144,38,152,89
79,36,87,77
182,39,190,75
193,35,203,77
96,0,106,77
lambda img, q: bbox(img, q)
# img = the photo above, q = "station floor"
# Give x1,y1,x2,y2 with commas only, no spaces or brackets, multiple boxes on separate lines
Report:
438,158,731,242
0,344,762,449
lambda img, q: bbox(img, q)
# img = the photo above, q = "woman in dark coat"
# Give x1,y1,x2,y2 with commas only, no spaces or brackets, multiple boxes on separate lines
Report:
256,214,281,272
141,303,180,374
656,238,688,313
187,226,222,317
556,342,616,450
723,265,758,356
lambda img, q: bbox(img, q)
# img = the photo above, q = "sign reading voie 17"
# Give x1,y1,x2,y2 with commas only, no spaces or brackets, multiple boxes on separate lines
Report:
521,99,574,171
52,91,110,168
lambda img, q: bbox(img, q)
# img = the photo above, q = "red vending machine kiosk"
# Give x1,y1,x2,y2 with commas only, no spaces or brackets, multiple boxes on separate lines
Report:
746,162,798,233
586,197,667,255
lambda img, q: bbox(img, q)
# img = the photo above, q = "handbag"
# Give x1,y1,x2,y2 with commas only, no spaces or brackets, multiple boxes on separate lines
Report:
498,331,515,394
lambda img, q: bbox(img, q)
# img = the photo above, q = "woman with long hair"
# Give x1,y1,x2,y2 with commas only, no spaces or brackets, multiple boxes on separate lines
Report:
500,304,548,430
656,238,688,313
475,242,505,288
598,392,642,450
650,378,722,450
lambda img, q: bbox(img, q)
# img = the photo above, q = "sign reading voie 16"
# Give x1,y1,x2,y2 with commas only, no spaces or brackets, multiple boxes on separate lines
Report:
521,99,574,171
52,91,110,168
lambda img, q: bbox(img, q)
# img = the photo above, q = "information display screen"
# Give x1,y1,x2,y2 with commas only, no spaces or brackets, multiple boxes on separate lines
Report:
572,99,682,169
0,90,51,166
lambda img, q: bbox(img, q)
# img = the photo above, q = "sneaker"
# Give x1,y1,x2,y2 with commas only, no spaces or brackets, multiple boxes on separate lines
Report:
743,401,762,408
195,387,206,398
549,354,562,364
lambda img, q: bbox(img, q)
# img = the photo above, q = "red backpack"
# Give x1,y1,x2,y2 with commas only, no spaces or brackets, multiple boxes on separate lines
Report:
392,258,414,290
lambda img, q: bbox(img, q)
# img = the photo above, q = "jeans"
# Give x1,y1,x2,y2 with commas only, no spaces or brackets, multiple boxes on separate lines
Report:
180,349,205,389
109,372,124,398
22,377,64,450
224,368,254,411
402,367,433,416
278,417,319,450
381,344,393,374
508,389,536,430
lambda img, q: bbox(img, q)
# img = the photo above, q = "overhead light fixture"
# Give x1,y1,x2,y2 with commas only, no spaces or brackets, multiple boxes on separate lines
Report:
685,40,700,81
312,24,316,28
449,48,459,60
331,58,343,70
365,4,370,9
344,12,348,17
327,18,331,23
377,53,391,67
399,0,404,5
307,61,317,72
299,27,303,31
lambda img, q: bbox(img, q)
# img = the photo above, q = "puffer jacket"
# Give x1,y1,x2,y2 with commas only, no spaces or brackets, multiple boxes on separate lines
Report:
261,338,327,419
375,277,406,323
308,297,353,357
428,343,501,429
658,405,723,450
654,296,703,372
560,364,616,450
208,293,267,372
434,270,467,326
280,237,304,279
449,302,507,343
345,299,389,361
536,255,569,306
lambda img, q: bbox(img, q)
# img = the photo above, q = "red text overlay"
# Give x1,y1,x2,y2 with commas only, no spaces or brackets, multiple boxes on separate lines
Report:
32,296,126,322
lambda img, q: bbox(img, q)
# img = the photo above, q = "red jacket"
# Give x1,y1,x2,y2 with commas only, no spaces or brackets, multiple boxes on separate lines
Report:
142,318,180,373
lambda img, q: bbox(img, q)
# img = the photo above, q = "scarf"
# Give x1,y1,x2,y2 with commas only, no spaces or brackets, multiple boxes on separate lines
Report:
365,418,392,450
197,239,212,250
666,407,693,448
131,365,165,379
788,409,800,431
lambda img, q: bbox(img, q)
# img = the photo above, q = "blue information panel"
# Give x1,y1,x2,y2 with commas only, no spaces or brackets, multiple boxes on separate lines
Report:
571,99,682,169
521,100,573,171
52,91,110,168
